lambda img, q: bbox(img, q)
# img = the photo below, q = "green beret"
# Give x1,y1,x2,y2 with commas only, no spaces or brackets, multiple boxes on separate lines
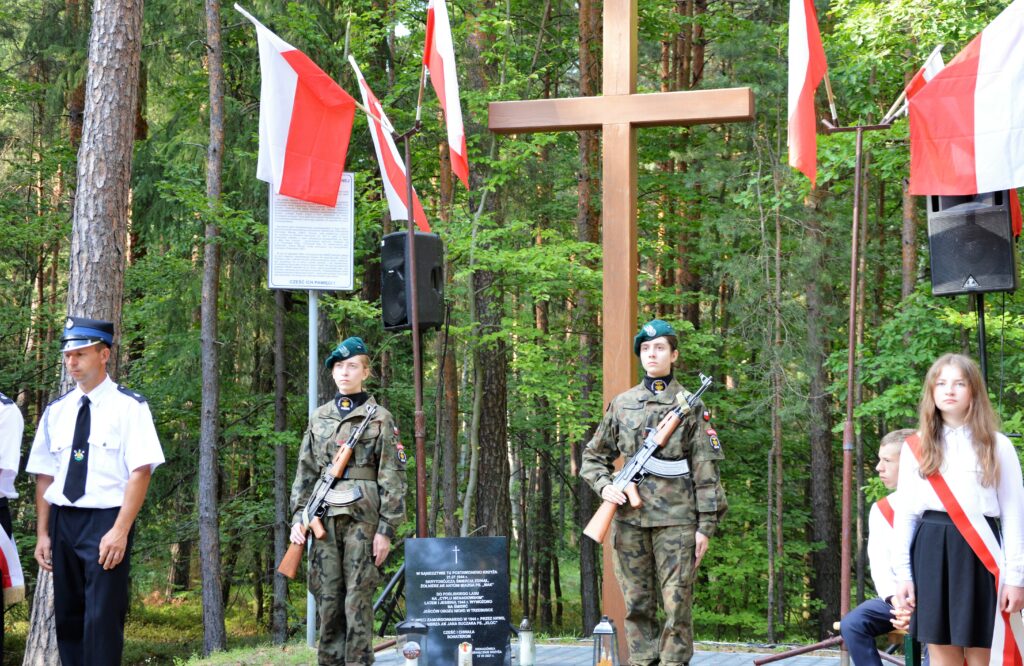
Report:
633,319,677,356
324,337,369,368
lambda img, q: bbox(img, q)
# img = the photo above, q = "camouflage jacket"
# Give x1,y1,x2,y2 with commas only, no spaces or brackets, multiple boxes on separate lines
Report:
579,378,726,536
290,397,407,539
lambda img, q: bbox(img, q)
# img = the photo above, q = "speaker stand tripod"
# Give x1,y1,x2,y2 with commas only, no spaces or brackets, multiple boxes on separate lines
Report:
975,292,988,383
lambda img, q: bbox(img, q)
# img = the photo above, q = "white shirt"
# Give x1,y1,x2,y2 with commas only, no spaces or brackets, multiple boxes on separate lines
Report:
0,394,22,499
893,426,1024,586
26,377,164,509
867,492,901,602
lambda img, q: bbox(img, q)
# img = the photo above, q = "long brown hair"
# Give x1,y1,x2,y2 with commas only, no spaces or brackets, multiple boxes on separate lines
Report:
917,353,1000,486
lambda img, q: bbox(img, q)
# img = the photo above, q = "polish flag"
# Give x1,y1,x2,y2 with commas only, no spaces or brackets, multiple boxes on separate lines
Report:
237,5,356,207
908,0,1024,195
424,0,470,189
787,0,828,187
349,57,431,232
905,45,945,100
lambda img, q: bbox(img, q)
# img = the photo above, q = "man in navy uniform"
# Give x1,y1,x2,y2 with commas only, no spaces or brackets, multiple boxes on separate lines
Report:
0,388,23,662
27,317,164,666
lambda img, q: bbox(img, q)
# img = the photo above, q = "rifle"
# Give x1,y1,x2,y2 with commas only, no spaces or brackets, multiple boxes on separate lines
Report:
277,404,378,579
583,373,712,544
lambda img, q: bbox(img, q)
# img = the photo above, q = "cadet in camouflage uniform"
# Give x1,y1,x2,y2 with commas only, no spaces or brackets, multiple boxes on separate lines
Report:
580,319,726,666
290,337,407,666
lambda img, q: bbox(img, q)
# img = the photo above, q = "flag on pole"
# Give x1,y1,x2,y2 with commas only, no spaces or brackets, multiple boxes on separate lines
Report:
349,57,431,233
905,45,945,100
423,0,470,189
237,4,356,207
908,0,1024,195
787,0,829,186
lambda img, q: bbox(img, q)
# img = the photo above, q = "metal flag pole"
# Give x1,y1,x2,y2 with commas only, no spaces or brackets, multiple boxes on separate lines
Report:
307,290,319,647
397,60,430,539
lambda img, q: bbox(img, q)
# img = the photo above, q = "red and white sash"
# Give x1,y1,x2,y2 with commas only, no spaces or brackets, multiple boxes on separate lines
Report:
906,434,1024,665
877,496,895,528
0,528,23,607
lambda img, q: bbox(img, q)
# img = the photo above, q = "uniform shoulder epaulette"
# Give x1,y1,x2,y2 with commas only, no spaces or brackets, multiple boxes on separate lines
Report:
117,385,148,403
47,389,74,407
0,392,12,405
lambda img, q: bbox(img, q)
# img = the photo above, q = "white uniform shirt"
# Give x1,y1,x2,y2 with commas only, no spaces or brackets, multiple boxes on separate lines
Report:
26,377,164,509
0,394,23,499
893,426,1024,587
867,492,901,603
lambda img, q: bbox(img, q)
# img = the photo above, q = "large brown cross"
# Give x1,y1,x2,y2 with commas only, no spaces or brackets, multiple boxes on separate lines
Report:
488,0,753,654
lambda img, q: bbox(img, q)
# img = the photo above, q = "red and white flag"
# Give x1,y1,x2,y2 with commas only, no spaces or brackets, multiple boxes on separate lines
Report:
423,0,470,189
905,45,945,100
909,0,1024,195
787,0,829,186
349,57,431,233
237,4,356,207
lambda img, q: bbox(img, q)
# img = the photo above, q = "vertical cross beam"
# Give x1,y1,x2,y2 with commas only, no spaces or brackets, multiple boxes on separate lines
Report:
488,0,753,659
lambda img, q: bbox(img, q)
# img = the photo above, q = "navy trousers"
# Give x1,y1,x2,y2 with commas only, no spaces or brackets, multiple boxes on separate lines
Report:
51,506,133,666
841,598,929,666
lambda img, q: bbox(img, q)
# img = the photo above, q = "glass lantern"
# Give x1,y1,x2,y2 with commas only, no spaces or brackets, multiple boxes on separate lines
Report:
591,615,620,666
518,617,535,665
395,619,429,666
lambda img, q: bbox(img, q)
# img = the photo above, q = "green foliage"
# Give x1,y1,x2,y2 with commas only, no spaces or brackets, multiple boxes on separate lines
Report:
4,0,1024,654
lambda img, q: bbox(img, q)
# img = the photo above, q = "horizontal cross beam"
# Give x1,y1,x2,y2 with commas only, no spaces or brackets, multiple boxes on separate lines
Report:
488,88,754,134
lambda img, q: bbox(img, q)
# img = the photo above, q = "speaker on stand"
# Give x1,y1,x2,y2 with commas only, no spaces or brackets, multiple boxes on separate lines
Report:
380,231,445,331
926,190,1019,381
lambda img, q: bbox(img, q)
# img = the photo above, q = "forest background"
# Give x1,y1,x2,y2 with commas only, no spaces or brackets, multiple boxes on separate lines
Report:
2,0,1024,661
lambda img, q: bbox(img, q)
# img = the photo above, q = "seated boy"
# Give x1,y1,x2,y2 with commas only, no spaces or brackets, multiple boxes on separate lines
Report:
840,428,926,666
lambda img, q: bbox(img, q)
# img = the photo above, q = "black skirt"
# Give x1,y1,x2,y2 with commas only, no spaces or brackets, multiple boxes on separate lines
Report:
910,510,1000,647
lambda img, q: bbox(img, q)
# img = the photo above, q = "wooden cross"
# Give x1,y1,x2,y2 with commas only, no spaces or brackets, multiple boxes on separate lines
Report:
488,0,753,656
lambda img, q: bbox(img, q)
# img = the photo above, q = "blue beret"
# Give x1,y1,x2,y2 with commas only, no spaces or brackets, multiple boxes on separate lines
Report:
61,316,115,352
324,337,369,368
633,319,677,356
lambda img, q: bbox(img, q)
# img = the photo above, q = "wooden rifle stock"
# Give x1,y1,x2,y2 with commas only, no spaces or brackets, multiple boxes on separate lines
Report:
582,410,683,544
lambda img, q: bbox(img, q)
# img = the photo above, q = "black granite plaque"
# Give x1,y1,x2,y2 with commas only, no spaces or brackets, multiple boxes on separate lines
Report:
405,536,510,665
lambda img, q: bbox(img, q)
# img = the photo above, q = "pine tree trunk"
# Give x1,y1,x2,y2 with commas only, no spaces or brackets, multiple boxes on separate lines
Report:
198,0,226,653
575,0,602,635
272,289,290,643
24,0,143,661
806,218,840,637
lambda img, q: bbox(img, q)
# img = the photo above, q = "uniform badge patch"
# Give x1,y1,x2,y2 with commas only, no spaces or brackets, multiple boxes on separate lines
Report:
706,427,717,436
702,410,711,422
339,397,352,410
652,379,666,393
709,433,721,451
65,318,74,329
396,442,407,464
643,323,656,336
73,449,85,462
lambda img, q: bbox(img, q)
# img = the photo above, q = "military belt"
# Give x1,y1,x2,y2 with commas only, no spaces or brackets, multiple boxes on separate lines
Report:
341,467,378,481
324,487,363,507
639,456,690,478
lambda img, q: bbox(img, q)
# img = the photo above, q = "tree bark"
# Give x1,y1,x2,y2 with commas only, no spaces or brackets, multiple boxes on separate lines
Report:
272,289,289,643
806,216,840,637
901,179,917,299
24,0,143,661
198,0,226,653
575,0,602,635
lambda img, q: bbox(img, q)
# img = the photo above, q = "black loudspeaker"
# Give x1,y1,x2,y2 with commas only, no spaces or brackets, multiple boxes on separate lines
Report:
381,231,444,331
926,190,1019,296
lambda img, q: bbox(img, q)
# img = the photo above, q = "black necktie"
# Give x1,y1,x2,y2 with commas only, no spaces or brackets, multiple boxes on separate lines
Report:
63,395,90,503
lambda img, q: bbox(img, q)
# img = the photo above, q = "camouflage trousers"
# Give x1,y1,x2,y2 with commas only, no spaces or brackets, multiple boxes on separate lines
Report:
612,521,697,666
309,515,382,665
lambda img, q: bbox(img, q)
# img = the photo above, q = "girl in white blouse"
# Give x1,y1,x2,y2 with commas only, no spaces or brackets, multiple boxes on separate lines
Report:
892,353,1024,666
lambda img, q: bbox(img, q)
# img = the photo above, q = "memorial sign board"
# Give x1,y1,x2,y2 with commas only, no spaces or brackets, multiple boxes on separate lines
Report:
267,172,355,290
405,536,510,665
